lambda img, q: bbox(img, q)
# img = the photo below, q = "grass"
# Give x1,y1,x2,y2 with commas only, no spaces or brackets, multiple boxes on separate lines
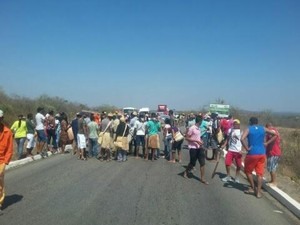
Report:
277,127,300,183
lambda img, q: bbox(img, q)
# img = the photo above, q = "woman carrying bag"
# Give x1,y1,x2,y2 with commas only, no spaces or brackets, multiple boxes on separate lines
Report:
114,116,130,162
171,122,184,163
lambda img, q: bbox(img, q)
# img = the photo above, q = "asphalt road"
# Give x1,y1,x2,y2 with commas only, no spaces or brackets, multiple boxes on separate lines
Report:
1,147,299,225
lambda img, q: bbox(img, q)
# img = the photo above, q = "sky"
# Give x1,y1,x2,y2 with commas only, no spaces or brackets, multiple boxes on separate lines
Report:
0,0,299,112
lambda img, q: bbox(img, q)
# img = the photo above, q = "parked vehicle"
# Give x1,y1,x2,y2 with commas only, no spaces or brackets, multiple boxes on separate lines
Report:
123,107,137,115
139,107,150,116
157,104,169,115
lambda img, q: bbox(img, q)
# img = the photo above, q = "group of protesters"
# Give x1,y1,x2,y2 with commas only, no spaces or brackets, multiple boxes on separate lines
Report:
8,107,72,159
0,106,282,214
183,112,281,198
3,107,167,162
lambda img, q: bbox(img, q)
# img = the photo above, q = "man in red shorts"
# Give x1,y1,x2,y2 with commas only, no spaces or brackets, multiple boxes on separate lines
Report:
241,117,277,198
221,119,242,183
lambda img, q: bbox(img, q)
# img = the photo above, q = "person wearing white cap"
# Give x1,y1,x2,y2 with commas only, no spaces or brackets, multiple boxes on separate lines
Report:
98,113,113,161
221,119,243,183
0,110,14,214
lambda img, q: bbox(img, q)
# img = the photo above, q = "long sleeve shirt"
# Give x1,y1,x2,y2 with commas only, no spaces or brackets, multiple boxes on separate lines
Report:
0,126,13,164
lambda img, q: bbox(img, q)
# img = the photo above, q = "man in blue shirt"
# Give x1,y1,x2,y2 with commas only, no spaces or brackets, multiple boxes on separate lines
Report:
241,117,277,198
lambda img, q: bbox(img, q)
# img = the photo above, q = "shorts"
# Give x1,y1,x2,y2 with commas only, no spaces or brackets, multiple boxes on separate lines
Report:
201,135,208,149
172,139,183,152
189,148,206,168
267,156,280,172
244,155,266,177
210,137,218,149
225,151,242,168
148,134,159,149
135,135,145,147
77,134,87,149
26,133,36,149
36,129,47,142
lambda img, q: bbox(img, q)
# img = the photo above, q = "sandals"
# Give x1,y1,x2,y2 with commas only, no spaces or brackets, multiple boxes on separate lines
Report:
200,180,209,185
256,193,263,199
244,189,255,195
183,171,188,179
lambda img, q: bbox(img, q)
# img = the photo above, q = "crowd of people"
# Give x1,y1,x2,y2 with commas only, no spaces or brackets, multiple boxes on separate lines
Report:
0,107,282,213
182,112,281,198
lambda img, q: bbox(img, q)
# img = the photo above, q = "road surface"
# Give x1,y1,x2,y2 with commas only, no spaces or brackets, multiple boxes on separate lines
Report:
1,148,299,225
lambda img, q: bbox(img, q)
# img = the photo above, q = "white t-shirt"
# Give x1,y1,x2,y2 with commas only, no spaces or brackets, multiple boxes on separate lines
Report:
134,120,146,136
164,124,172,137
35,112,45,130
227,128,242,153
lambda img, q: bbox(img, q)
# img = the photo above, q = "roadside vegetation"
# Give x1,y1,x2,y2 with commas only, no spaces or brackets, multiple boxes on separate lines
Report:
1,89,299,183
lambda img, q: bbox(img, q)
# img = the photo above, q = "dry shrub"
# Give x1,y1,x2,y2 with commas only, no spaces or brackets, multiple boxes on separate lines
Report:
278,128,300,182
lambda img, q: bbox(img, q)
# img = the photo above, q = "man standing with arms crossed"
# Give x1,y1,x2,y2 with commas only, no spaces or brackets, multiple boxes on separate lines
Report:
0,110,13,215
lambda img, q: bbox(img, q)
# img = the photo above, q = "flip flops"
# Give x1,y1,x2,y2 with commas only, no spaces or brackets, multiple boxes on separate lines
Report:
200,180,209,185
244,189,255,195
256,193,263,199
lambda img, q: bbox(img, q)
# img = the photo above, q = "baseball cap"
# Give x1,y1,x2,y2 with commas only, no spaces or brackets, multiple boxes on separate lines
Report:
0,110,3,117
233,119,240,124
